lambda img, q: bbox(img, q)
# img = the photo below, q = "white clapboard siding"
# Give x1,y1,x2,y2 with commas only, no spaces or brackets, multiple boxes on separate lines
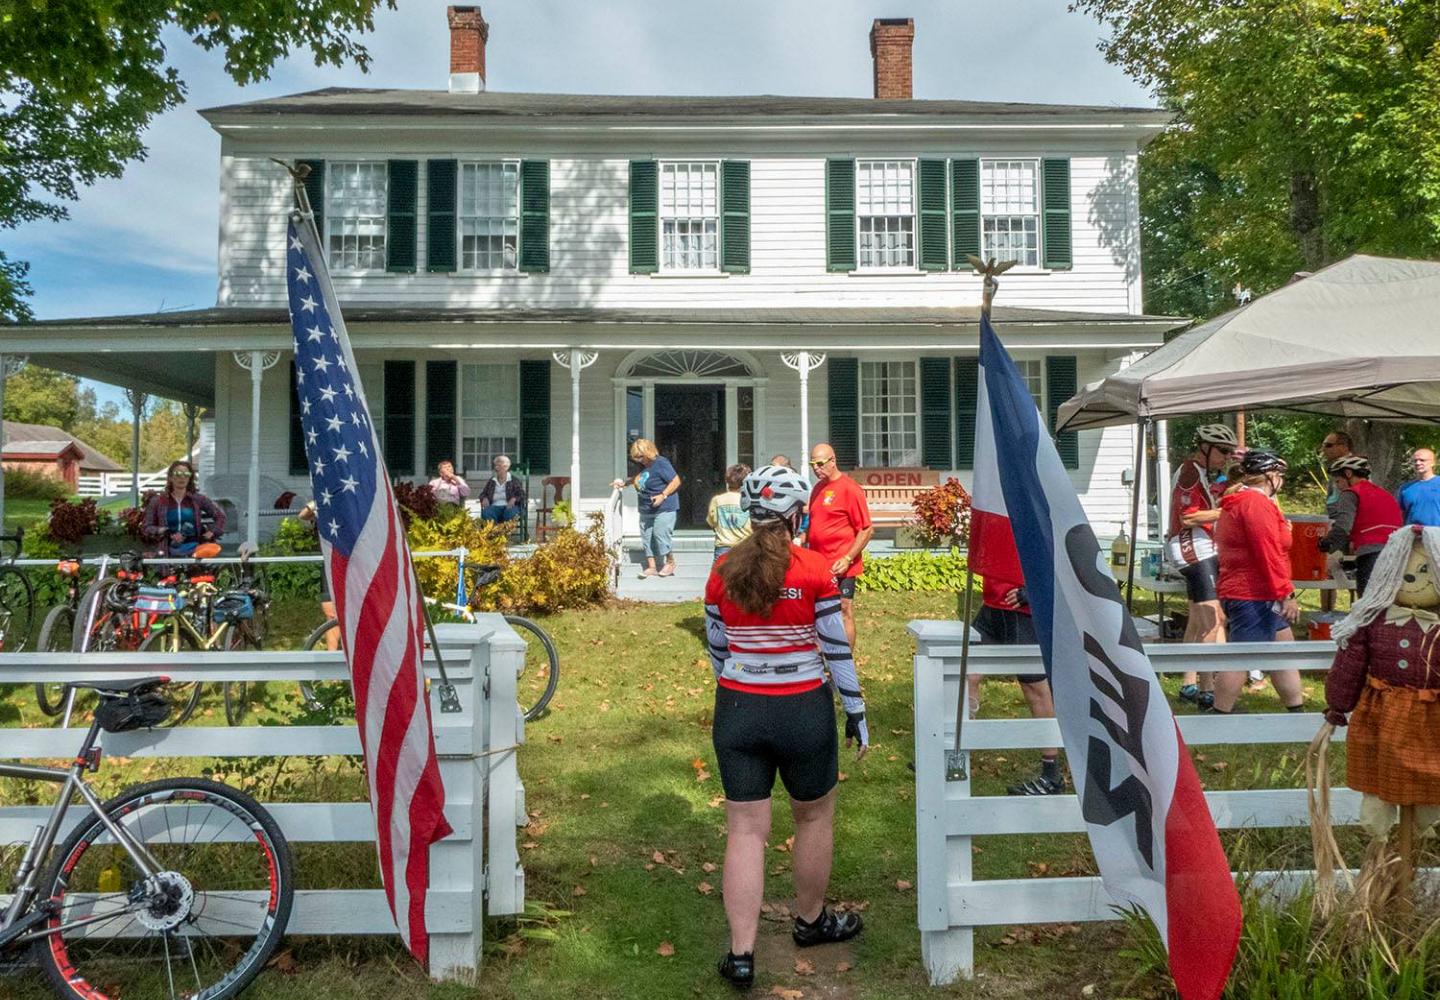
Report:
0,620,527,983
909,621,1351,985
217,146,1142,314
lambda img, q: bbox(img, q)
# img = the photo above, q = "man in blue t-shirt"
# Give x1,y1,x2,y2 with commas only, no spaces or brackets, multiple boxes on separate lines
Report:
1398,448,1440,526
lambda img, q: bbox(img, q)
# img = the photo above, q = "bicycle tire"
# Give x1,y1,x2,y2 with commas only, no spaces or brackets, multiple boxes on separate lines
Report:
299,618,352,719
71,576,125,651
138,626,205,726
505,615,560,722
32,776,294,1000
0,563,36,652
33,604,75,716
222,618,263,726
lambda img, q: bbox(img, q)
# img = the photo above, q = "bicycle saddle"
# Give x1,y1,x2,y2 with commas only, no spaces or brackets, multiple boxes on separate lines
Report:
472,564,502,586
66,675,169,697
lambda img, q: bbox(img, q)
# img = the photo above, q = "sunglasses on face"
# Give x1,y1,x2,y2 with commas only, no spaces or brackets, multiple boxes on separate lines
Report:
172,470,192,478
809,458,832,469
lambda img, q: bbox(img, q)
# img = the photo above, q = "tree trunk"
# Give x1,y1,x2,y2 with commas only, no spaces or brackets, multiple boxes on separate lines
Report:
1289,171,1326,272
1345,419,1407,488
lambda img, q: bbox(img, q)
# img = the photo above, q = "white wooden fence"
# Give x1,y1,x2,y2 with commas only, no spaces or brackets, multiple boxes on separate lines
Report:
910,621,1346,986
77,470,169,497
0,617,526,983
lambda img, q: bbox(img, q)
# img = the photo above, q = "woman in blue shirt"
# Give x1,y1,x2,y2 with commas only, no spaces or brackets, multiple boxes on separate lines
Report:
612,438,681,578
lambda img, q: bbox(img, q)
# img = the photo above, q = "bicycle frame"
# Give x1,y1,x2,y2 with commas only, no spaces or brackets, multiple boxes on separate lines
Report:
0,716,164,947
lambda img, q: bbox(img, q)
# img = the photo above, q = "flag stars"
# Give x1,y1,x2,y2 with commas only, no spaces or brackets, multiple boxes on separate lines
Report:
312,356,332,374
357,440,368,458
289,234,303,252
332,444,352,463
313,456,327,475
328,519,340,537
325,415,342,434
300,397,311,415
319,385,337,404
343,383,355,400
294,265,312,284
306,325,324,343
306,428,318,446
340,475,359,493
299,295,318,313
319,489,332,506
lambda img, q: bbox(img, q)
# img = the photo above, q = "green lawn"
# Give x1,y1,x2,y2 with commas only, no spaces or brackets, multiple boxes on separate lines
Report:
0,587,1381,1000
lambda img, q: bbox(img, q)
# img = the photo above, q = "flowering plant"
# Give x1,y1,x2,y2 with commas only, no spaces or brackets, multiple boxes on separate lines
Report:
909,478,972,548
392,481,440,525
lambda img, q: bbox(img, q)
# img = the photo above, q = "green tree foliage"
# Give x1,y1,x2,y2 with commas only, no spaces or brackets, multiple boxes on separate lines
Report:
0,0,395,320
1,365,83,428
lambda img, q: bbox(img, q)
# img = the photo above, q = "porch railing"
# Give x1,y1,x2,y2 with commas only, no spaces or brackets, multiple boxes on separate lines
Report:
77,470,169,497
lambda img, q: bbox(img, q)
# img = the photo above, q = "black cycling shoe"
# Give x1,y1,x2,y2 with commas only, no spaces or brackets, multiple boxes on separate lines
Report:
793,906,864,947
1178,683,1199,704
1006,773,1066,796
718,951,755,989
1197,691,1215,711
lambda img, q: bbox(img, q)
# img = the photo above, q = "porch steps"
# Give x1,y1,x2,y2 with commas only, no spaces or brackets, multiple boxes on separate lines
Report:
614,532,714,603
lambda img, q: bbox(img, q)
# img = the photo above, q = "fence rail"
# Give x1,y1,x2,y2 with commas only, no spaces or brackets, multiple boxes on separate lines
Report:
76,470,169,497
0,618,526,982
909,622,1341,986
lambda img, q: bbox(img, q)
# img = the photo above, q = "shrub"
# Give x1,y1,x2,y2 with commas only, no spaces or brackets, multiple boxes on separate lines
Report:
5,467,69,502
117,491,156,538
910,478,972,547
47,497,100,545
260,514,323,602
392,481,439,525
484,516,610,615
855,550,968,592
20,518,82,611
407,505,511,605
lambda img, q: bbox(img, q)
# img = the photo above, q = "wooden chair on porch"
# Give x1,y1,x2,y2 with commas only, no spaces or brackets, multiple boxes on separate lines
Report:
533,477,570,543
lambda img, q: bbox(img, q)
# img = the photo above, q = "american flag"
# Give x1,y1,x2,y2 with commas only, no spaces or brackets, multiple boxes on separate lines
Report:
285,209,453,966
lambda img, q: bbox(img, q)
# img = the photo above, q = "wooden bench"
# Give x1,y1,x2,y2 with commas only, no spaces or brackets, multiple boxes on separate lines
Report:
849,467,940,529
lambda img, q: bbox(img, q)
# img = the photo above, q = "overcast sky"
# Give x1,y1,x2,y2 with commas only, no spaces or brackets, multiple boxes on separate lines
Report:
10,0,1149,329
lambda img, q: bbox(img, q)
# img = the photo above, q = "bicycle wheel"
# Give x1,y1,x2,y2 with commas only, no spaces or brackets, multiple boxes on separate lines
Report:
299,617,352,719
138,625,205,726
222,619,263,726
72,577,137,652
33,776,294,1000
34,604,75,716
505,615,560,722
0,563,36,652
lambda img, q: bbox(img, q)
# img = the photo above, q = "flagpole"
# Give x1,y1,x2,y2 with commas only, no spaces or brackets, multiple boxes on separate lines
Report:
1125,417,1147,611
280,160,461,714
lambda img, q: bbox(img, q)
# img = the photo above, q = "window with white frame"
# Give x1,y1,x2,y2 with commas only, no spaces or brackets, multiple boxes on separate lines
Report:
659,161,719,271
859,360,920,466
459,162,520,271
460,363,520,473
856,160,916,268
1015,359,1044,412
981,159,1041,268
327,162,388,271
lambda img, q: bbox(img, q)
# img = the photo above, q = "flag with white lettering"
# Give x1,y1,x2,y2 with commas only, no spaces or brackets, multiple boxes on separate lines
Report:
285,207,452,967
974,315,1240,1000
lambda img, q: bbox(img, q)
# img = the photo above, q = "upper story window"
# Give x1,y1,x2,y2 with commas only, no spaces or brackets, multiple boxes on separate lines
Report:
856,160,916,269
981,160,1040,268
659,161,719,271
859,360,920,466
327,162,388,272
459,162,520,271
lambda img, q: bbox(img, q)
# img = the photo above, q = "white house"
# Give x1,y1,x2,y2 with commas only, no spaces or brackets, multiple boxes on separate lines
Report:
8,9,1180,541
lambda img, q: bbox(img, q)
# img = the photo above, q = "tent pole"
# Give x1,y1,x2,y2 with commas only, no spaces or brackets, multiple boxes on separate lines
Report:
1125,418,1147,611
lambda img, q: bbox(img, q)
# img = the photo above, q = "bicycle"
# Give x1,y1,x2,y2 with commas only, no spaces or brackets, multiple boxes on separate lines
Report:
0,527,36,653
0,675,294,1000
34,557,86,717
299,562,560,722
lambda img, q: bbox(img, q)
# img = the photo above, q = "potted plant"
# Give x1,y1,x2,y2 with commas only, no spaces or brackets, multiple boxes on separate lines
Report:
908,478,973,550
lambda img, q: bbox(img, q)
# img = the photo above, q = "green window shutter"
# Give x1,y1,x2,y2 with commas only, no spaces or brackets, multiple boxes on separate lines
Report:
426,159,457,273
1042,158,1073,270
288,361,309,476
424,361,458,473
918,159,949,272
629,160,658,274
382,361,416,476
825,159,856,272
1046,355,1080,469
920,357,953,469
954,357,979,469
297,159,325,248
519,159,550,273
721,160,751,274
827,357,859,469
386,160,417,273
951,159,980,266
519,360,551,475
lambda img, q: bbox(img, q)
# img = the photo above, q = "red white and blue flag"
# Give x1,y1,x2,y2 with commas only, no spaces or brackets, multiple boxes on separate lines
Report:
285,207,453,966
972,315,1240,1000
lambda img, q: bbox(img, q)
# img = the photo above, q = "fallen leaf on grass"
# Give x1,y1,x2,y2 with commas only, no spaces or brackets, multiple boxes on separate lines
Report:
835,961,852,973
895,879,913,892
837,772,848,783
589,855,598,868
769,988,803,999
652,850,667,864
572,885,587,897
701,862,718,873
794,958,815,975
697,882,714,895
580,793,591,800
708,795,725,809
268,950,299,974
773,836,795,853
1210,761,1229,772
645,863,656,871
656,941,675,957
521,841,539,850
696,769,711,782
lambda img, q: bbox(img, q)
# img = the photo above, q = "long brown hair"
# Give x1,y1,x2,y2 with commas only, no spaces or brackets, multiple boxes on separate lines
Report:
165,460,198,496
717,518,793,615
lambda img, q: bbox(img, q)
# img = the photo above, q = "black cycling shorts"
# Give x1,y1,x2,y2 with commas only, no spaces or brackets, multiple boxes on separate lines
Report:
1178,557,1219,604
712,683,838,803
834,575,857,600
973,605,1046,685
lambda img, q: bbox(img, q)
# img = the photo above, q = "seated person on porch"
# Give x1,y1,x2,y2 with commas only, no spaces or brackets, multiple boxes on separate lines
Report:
428,459,470,506
479,455,526,525
141,460,225,558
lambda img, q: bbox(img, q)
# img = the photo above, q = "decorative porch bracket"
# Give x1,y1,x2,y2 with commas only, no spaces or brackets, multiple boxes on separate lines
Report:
552,350,599,500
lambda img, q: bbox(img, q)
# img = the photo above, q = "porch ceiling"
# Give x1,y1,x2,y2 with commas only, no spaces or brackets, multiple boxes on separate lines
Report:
23,349,214,407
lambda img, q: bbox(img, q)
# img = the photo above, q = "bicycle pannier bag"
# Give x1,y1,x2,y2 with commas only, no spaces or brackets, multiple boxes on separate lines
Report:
96,691,172,732
213,592,255,623
133,586,184,615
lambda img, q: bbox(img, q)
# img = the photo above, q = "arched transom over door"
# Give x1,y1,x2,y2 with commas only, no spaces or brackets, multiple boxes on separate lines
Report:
622,350,757,380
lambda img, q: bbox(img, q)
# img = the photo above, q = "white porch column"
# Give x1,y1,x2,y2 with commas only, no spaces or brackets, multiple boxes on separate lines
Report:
123,388,150,508
232,351,281,548
183,402,199,463
0,355,28,530
1156,419,1172,543
552,350,598,499
780,351,826,477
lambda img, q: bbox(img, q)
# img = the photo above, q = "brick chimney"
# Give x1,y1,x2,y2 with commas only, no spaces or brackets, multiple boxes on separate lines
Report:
870,18,914,99
448,6,489,94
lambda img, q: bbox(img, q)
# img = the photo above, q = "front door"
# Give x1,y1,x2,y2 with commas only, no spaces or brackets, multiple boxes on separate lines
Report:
654,384,726,529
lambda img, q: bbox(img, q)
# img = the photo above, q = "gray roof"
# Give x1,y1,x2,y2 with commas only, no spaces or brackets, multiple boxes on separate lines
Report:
17,304,1183,330
2,440,81,458
201,88,1170,124
2,421,123,472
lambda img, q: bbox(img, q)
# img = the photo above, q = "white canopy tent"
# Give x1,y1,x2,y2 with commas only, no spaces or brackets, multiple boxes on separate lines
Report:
1056,254,1440,432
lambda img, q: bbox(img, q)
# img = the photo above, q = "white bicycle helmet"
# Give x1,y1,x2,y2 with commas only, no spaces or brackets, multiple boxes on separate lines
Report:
1195,423,1239,448
1329,454,1371,476
739,465,811,522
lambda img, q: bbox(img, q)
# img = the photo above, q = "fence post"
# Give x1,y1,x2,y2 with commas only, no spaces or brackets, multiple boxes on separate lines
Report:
480,613,527,917
426,623,486,982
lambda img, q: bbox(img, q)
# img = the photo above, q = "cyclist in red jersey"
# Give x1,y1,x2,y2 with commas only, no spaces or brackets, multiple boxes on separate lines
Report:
706,465,868,989
1320,455,1403,596
1168,424,1236,709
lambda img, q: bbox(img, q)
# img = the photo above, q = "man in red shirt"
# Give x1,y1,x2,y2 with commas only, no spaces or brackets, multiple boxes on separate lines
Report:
806,444,874,649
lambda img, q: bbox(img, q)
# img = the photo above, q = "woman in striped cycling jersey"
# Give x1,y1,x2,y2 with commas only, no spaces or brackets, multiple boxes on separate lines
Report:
705,465,869,989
